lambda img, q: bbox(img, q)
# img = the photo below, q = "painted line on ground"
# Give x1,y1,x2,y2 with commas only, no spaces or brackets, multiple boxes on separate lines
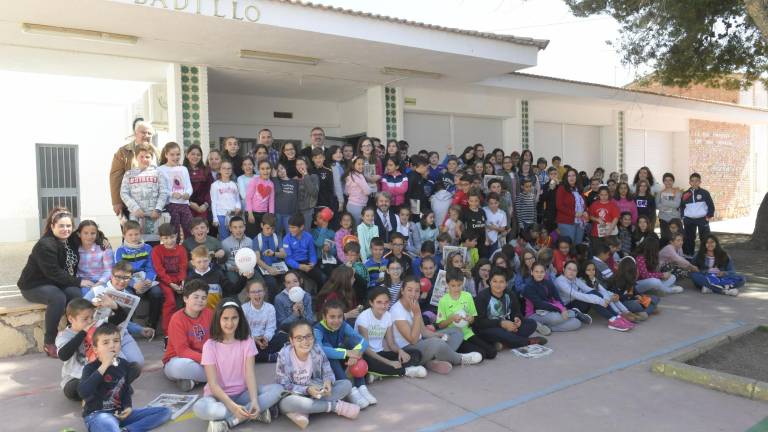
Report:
418,320,747,432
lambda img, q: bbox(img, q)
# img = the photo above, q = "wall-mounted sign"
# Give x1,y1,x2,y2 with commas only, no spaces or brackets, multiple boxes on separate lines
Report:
132,0,260,23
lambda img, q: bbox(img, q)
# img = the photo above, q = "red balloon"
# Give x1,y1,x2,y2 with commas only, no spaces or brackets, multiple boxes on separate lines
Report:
319,207,334,222
348,359,369,378
420,277,432,293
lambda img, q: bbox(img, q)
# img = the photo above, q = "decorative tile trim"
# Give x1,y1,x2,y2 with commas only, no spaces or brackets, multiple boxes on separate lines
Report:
180,65,203,147
521,100,529,150
617,111,625,173
385,86,398,140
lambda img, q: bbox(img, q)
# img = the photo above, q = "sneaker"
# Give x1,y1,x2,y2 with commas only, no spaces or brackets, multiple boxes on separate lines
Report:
709,283,725,293
176,379,195,392
607,316,630,332
618,316,636,329
358,385,377,405
536,322,552,336
572,309,592,325
635,312,649,321
404,365,428,378
621,312,639,323
426,360,453,374
494,342,504,352
254,407,272,424
725,288,739,296
460,352,483,366
334,400,360,419
348,387,369,409
285,412,309,429
701,286,713,294
207,420,229,432
668,286,684,294
528,336,548,345
269,405,280,421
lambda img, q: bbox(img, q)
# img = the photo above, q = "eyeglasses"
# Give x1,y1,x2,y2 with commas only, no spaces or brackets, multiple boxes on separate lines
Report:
292,334,314,343
392,243,404,247
113,275,132,281
390,267,403,272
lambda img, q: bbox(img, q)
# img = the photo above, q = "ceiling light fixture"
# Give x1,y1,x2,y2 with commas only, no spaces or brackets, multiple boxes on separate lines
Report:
381,67,442,80
240,50,320,66
21,23,138,45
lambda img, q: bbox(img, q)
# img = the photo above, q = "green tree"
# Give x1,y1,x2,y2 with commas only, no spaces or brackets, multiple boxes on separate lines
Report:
564,0,768,248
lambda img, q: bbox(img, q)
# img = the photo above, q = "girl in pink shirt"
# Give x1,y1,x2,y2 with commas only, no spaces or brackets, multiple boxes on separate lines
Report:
344,156,371,225
614,182,638,224
193,300,283,430
335,212,356,263
246,160,276,237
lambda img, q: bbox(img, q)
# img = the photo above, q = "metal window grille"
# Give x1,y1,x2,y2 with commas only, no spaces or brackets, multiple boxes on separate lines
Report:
35,144,80,234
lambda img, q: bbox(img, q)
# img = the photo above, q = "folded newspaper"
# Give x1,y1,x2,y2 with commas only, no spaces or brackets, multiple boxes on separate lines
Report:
146,393,198,420
260,261,289,275
511,344,553,359
92,286,141,331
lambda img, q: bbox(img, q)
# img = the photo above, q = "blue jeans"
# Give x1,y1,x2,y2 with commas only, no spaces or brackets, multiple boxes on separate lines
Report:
329,358,365,387
557,223,584,245
193,385,284,422
690,271,746,294
277,213,291,238
84,406,171,432
217,215,231,240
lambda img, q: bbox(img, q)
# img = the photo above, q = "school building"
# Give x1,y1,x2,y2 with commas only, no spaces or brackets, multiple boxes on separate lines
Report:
2,0,767,241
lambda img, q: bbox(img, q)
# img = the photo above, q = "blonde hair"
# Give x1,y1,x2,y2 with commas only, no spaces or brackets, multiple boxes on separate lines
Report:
191,245,209,259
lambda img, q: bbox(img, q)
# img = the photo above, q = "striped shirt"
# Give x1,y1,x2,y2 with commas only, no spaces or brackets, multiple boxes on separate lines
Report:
515,192,537,225
365,258,388,288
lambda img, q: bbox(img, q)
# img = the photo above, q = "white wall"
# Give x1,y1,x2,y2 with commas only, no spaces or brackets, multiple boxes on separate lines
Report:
339,94,367,137
208,93,342,146
0,72,147,241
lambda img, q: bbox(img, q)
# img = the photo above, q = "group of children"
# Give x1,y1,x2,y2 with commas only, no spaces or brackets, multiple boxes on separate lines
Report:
51,135,749,431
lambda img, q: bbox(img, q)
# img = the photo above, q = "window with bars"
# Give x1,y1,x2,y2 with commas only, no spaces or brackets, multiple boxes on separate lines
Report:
35,144,80,234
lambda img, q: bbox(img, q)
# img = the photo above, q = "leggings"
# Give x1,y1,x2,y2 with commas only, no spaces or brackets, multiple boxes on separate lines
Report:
457,335,497,359
363,348,422,376
193,385,284,422
245,212,265,238
300,208,314,233
529,310,582,332
166,203,193,239
163,357,207,383
21,284,81,344
405,338,461,365
476,318,537,349
278,380,352,414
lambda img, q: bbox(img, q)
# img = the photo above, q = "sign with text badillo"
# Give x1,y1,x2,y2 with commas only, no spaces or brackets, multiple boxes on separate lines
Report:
128,0,261,23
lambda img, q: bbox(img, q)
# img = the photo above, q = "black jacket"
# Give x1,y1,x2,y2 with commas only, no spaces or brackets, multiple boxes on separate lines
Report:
310,165,335,208
17,235,81,290
406,171,432,215
79,357,139,417
474,287,524,330
374,209,398,243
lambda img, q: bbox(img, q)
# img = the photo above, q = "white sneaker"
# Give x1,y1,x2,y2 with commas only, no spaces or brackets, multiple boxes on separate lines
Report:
725,288,739,296
668,286,684,294
701,286,712,294
536,322,552,336
358,385,378,405
348,387,370,409
404,365,428,378
207,420,230,432
460,352,482,365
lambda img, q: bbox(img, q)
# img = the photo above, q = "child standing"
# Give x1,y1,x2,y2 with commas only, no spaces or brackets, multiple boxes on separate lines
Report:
681,173,715,256
210,160,242,240
357,207,380,262
436,270,497,360
115,220,162,331
163,280,213,391
296,158,319,232
356,287,427,378
483,192,508,254
245,159,275,238
79,323,171,432
515,179,537,232
275,320,359,429
151,223,189,336
159,141,194,239
441,205,464,244
120,143,169,243
461,188,488,257
75,220,113,293
273,163,300,238
184,144,212,221
237,156,255,204
242,280,287,363
344,156,371,225
417,211,438,250
314,300,375,409
192,301,283,431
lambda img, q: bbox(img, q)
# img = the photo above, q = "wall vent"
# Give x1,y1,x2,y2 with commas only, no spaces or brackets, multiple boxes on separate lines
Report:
274,111,293,119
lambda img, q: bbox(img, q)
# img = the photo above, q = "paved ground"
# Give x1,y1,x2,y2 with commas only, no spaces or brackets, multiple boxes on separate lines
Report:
1,233,767,431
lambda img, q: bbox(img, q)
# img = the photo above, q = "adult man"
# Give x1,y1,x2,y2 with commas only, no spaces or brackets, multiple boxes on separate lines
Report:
110,121,158,216
373,192,398,245
252,128,279,167
300,126,331,163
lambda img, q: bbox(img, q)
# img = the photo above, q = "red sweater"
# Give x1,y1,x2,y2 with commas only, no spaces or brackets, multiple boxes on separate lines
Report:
151,244,188,286
555,185,576,225
162,308,212,364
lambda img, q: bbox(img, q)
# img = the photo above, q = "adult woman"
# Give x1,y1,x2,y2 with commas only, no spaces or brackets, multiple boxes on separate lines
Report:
555,168,587,245
519,149,534,169
631,166,661,195
184,144,212,220
517,160,539,196
656,173,682,238
382,139,401,171
18,208,87,358
459,146,475,168
491,149,504,172
279,142,299,179
357,137,381,196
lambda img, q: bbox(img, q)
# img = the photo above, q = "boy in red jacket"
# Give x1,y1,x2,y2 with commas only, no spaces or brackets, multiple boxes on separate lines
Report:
151,223,188,337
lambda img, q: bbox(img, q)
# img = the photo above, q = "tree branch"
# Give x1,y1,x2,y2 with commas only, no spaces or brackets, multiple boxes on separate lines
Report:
744,0,768,42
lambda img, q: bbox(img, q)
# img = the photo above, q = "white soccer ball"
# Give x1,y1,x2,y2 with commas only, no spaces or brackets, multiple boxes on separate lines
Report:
234,248,257,274
288,286,305,303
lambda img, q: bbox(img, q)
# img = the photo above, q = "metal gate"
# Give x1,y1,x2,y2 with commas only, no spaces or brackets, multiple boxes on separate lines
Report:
35,144,80,234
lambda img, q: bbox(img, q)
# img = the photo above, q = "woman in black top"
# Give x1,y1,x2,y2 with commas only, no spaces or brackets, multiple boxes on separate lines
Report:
17,208,87,358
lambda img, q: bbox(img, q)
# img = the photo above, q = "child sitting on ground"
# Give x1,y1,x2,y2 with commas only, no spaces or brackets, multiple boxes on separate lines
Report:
242,280,287,363
79,323,171,432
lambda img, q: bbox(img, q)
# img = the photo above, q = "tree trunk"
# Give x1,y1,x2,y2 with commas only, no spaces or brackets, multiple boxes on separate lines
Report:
744,0,768,42
750,192,768,249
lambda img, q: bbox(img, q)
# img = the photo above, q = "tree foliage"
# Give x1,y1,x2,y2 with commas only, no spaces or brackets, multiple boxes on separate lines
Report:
564,0,768,89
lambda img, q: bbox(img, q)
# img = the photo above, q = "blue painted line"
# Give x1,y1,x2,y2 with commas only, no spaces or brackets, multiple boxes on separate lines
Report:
418,320,747,432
